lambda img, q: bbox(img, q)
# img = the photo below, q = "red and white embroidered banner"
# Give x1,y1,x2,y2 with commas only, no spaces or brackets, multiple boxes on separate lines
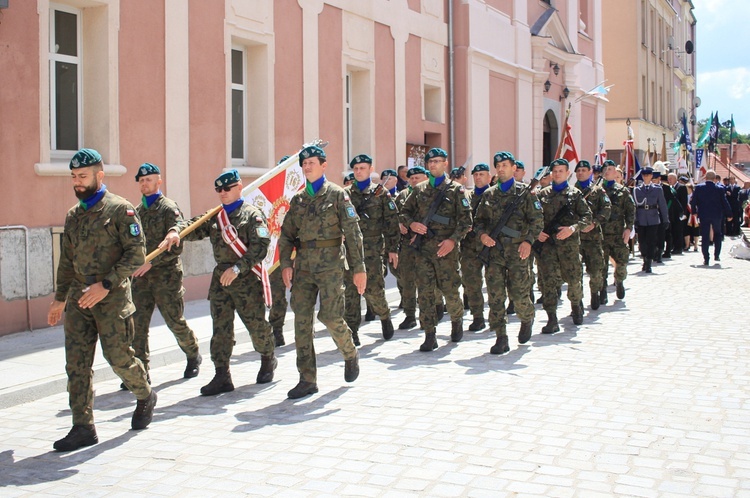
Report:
560,123,580,170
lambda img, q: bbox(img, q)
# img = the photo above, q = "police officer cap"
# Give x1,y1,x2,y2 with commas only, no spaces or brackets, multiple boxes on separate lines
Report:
215,169,241,188
550,158,569,168
575,160,591,171
515,160,525,170
471,163,490,174
69,148,102,169
349,154,372,168
651,170,661,179
299,145,326,165
641,166,654,175
407,166,427,177
277,155,291,165
603,159,616,167
678,175,689,182
425,148,448,160
381,169,398,179
493,151,515,165
592,164,602,172
135,162,161,181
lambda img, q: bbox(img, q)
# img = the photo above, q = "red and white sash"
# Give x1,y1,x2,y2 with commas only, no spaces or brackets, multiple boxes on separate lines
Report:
217,207,272,307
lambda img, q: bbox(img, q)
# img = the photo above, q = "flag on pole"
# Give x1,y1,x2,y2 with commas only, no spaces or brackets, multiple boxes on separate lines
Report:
559,123,580,169
695,149,705,182
679,113,692,152
696,112,713,148
708,112,720,153
583,83,613,102
729,114,736,162
643,148,651,169
623,138,635,181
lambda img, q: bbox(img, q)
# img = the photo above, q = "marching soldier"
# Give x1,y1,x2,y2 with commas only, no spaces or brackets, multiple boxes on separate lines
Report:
130,163,202,384
399,147,472,351
278,146,363,399
474,152,543,354
48,148,156,451
573,160,611,310
161,169,277,396
343,154,400,345
600,160,635,302
633,166,668,273
535,158,592,332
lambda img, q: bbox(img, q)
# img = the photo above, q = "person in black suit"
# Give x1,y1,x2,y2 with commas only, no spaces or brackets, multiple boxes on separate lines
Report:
668,173,688,254
722,176,742,236
691,171,733,265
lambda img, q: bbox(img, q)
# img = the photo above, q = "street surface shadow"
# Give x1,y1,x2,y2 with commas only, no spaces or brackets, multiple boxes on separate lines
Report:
454,345,531,375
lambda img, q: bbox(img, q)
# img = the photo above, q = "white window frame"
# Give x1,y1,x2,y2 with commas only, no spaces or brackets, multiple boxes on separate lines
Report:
345,71,353,162
49,3,82,154
231,46,247,167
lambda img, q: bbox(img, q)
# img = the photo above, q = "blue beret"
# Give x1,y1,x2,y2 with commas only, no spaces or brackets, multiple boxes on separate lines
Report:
407,166,427,177
575,160,591,171
603,159,616,167
550,158,569,168
449,167,466,179
299,146,326,165
381,169,398,179
69,148,102,169
471,163,490,174
349,154,372,168
515,160,525,170
215,169,241,188
535,167,550,178
135,162,161,181
277,155,291,165
425,148,448,160
493,151,515,165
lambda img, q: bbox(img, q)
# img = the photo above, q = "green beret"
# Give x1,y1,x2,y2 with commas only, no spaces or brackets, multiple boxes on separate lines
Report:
135,162,161,181
215,169,240,188
449,167,466,179
349,154,372,168
603,159,616,167
535,167,549,178
575,160,591,171
550,158,569,168
344,172,355,182
425,148,448,160
471,163,490,174
381,169,398,179
69,148,102,169
515,160,525,170
299,145,326,165
493,151,515,165
277,155,290,165
407,166,427,177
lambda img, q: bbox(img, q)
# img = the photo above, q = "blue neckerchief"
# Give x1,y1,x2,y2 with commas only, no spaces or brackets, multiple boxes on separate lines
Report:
142,191,162,209
429,174,446,188
499,178,515,192
552,181,568,192
577,176,592,190
305,175,326,196
79,184,107,211
356,178,371,192
388,187,397,196
605,180,615,188
474,185,489,196
223,198,244,215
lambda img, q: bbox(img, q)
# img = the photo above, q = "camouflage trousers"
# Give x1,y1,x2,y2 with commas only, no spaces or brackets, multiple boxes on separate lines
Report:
538,238,583,312
131,266,200,371
460,240,485,317
268,267,288,330
579,236,605,295
344,237,390,327
414,239,463,332
208,268,274,369
290,268,357,384
602,232,630,285
484,243,535,332
64,297,151,426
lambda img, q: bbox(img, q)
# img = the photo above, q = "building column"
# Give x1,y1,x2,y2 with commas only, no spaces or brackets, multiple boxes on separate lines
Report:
298,0,324,142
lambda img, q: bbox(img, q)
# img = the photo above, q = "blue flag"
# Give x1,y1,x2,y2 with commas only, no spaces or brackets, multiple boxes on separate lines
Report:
679,114,692,152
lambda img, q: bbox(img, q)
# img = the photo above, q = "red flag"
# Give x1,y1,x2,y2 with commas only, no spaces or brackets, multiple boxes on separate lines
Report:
559,123,579,169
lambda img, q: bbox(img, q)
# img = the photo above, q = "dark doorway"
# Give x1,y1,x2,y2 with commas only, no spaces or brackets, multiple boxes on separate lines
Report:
543,110,559,166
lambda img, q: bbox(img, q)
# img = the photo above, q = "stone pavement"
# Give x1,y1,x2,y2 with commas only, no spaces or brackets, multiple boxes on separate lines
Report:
1,243,749,496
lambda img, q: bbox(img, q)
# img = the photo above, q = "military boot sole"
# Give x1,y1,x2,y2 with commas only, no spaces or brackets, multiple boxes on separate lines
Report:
184,354,202,379
541,324,560,334
398,317,417,330
489,337,510,355
468,319,486,332
256,357,278,384
131,391,158,430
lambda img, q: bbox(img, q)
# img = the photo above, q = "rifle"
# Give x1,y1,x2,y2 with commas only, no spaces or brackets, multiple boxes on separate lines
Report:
531,201,573,256
355,182,385,220
478,167,547,265
409,179,451,251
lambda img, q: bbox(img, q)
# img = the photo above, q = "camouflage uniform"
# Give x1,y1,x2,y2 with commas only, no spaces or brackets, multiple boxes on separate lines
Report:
460,188,486,322
56,190,151,426
132,195,200,371
393,188,412,314
575,180,611,304
399,177,472,346
601,180,636,295
278,180,364,384
268,266,288,342
474,181,543,343
179,203,274,368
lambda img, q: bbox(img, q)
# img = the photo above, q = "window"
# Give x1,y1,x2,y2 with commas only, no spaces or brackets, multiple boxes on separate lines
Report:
231,48,246,163
641,1,647,45
424,84,442,123
641,76,647,119
49,5,81,152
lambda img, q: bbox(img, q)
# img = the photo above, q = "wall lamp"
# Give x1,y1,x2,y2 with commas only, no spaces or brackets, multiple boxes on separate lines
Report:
559,87,569,101
544,79,551,93
549,61,560,76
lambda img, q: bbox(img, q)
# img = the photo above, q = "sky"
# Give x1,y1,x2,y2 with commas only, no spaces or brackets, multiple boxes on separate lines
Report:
693,1,750,134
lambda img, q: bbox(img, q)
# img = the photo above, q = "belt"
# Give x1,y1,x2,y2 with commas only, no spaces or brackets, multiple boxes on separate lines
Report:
299,237,342,249
637,204,657,210
74,274,107,285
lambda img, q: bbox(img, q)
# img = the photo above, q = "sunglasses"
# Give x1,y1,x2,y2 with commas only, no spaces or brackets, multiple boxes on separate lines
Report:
215,184,238,193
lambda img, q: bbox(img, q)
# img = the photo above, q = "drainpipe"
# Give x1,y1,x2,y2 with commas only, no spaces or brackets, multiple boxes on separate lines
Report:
448,0,455,166
0,226,32,332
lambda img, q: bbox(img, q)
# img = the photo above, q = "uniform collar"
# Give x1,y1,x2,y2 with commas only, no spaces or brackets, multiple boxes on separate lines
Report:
142,191,162,208
79,185,107,211
223,198,244,215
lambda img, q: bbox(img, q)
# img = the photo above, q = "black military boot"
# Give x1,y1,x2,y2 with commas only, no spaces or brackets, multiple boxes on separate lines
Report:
184,354,202,379
463,293,470,310
200,367,234,396
571,302,584,325
644,258,653,273
131,390,158,430
541,311,559,334
616,280,626,299
419,332,438,351
273,327,285,347
256,354,277,384
287,379,318,399
590,291,600,310
506,300,516,315
435,304,444,322
344,350,360,382
599,287,608,305
468,315,485,331
450,319,463,342
518,320,533,344
489,333,510,355
398,315,417,330
349,324,360,347
53,425,98,452
364,305,376,322
381,319,395,340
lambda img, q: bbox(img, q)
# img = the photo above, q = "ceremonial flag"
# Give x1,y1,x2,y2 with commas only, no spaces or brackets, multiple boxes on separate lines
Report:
583,83,613,102
559,123,579,170
679,113,692,152
708,112,720,153
729,114,736,161
623,139,635,181
695,149,705,182
696,112,713,148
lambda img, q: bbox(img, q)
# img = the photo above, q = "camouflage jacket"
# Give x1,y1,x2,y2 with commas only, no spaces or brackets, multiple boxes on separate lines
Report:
279,180,365,274
399,177,472,245
537,183,593,245
474,181,544,248
55,190,146,316
602,181,636,236
345,181,401,253
461,188,487,252
574,181,611,241
137,194,185,269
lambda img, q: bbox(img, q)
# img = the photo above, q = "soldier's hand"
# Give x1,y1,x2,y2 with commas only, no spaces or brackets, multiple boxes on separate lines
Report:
78,283,109,309
538,231,550,242
410,222,428,235
220,268,238,287
436,239,456,257
582,223,595,233
556,226,575,240
388,252,399,270
47,300,65,326
282,267,293,289
518,241,532,260
353,272,367,295
480,234,496,247
622,228,631,245
159,230,181,251
399,223,408,235
132,262,153,278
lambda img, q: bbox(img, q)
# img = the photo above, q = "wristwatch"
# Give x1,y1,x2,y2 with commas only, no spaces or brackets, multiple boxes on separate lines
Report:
101,279,113,290
231,265,241,275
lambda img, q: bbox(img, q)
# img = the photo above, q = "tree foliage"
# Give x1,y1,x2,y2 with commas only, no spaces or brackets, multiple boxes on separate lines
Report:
696,118,750,145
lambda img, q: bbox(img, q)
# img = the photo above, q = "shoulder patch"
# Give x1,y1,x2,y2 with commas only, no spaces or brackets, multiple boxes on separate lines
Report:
388,200,396,211
129,223,141,236
346,206,357,218
256,226,270,238
126,209,135,216
461,197,470,208
534,201,542,210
